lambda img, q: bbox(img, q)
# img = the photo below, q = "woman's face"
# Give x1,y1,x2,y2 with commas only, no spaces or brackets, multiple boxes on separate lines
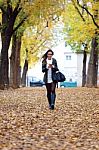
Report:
47,51,53,60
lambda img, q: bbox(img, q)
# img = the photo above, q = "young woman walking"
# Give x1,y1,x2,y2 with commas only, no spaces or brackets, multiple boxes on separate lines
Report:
42,49,59,110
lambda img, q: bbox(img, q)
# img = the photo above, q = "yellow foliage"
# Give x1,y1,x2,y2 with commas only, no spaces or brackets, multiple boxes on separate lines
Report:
19,0,65,67
20,24,55,68
0,0,65,67
62,0,98,46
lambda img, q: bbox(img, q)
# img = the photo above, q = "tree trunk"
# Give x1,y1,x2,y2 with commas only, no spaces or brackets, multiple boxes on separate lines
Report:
21,59,28,87
86,36,98,87
86,0,98,88
13,35,21,88
0,34,11,89
10,33,22,88
0,6,20,89
9,34,16,87
0,12,12,89
82,50,87,87
0,2,22,89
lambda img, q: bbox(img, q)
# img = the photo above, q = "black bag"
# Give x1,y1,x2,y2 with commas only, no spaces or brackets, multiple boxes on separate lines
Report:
52,71,66,82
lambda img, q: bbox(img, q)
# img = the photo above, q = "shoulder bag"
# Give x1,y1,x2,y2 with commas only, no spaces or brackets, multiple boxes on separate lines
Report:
52,71,66,82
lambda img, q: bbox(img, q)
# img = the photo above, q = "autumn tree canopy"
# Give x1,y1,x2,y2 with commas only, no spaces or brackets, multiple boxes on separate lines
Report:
0,0,66,89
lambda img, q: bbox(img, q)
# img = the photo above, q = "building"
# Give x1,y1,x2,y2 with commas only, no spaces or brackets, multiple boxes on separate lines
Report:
53,42,98,86
27,42,99,87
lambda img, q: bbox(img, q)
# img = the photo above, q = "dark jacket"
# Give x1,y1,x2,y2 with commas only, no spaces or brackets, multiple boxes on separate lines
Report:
42,58,59,83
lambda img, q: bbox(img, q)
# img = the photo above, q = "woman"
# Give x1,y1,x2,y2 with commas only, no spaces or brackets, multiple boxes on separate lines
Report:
42,49,59,110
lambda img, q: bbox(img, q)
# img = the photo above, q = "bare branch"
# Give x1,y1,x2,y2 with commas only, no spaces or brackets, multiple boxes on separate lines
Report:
71,0,85,22
77,0,99,28
31,40,46,55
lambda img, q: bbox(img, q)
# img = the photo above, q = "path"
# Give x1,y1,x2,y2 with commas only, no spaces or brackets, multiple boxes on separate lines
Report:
0,87,99,150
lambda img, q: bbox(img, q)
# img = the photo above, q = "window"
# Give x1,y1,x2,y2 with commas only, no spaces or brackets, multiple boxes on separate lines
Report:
66,55,71,60
69,78,72,82
65,42,67,47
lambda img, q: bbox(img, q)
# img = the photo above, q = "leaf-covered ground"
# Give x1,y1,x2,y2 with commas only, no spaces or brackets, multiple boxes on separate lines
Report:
0,87,99,150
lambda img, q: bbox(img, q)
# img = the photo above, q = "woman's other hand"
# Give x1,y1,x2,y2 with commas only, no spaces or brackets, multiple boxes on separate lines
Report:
48,64,52,68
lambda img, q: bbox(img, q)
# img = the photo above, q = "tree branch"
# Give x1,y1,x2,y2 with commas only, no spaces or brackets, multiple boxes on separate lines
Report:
12,16,28,34
77,0,99,28
7,0,13,17
31,40,46,55
0,5,10,18
10,0,22,28
71,0,85,22
0,6,5,13
13,0,21,13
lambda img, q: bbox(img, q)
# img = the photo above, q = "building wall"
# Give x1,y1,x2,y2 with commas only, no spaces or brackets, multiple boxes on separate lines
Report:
63,52,77,82
27,42,99,87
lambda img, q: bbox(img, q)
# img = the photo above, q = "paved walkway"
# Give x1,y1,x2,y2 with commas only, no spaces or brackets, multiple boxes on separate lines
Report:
0,87,99,150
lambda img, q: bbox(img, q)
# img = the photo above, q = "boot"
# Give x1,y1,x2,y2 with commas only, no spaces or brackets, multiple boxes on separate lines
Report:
51,93,56,110
47,94,51,108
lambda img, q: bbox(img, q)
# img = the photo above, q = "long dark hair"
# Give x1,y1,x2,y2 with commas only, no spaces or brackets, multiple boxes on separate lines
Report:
42,49,54,62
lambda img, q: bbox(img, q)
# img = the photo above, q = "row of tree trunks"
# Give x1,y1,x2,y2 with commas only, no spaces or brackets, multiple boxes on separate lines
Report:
0,27,28,89
0,2,22,89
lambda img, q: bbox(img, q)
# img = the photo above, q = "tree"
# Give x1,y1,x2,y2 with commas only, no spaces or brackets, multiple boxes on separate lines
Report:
20,22,60,87
62,0,99,87
82,43,88,87
10,31,22,88
0,0,65,89
0,0,27,89
86,35,98,87
75,0,99,87
21,48,28,87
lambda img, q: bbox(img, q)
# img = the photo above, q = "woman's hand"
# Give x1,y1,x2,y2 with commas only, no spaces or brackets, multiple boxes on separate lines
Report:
48,64,52,68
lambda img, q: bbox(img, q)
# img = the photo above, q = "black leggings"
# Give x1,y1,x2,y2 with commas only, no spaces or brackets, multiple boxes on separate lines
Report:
46,82,56,95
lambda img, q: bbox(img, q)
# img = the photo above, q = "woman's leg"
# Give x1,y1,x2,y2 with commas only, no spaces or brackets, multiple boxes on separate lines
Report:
46,83,51,107
50,82,56,109
51,82,56,94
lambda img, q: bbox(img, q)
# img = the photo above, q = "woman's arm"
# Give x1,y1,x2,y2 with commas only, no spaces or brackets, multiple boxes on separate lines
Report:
42,61,48,73
52,59,59,72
